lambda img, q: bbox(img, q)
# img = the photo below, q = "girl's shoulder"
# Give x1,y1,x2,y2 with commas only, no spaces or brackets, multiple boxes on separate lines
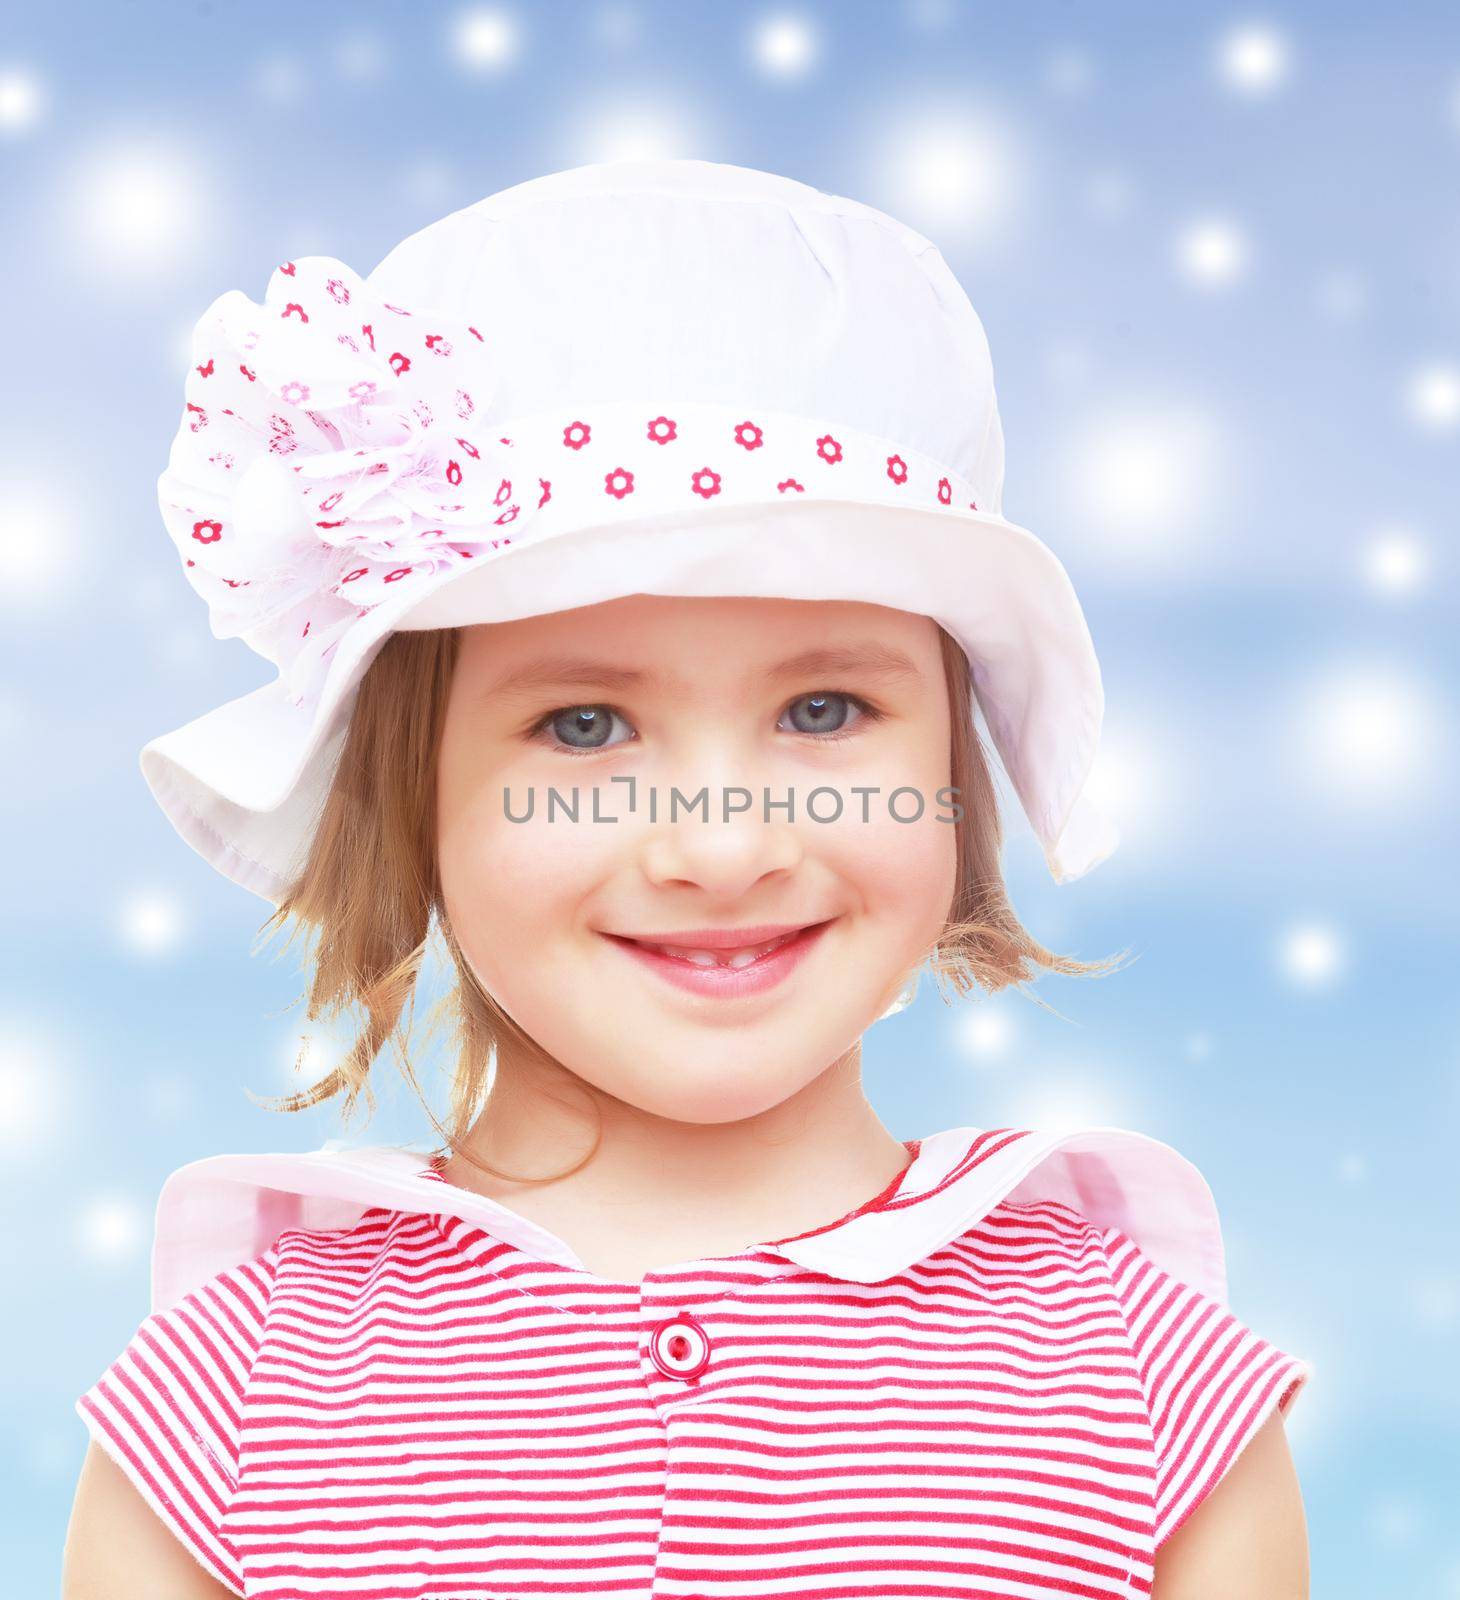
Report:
968,1185,1313,1553
149,1140,447,1314
73,1143,448,1591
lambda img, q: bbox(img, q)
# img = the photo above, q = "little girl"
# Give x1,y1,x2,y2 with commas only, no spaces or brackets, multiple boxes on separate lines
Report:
64,158,1312,1600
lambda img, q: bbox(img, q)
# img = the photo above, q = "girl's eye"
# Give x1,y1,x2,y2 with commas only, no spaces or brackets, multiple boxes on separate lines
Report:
778,691,882,742
531,703,635,755
529,690,884,756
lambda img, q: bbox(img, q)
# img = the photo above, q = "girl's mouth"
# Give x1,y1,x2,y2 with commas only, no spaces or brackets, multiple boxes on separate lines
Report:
600,919,836,998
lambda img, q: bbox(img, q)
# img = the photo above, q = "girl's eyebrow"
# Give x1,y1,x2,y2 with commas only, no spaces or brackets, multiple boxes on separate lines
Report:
482,642,924,702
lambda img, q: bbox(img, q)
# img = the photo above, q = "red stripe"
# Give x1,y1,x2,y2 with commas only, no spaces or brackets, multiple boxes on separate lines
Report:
76,1387,244,1592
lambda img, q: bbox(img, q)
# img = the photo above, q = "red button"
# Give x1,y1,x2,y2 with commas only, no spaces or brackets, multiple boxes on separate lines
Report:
648,1310,712,1380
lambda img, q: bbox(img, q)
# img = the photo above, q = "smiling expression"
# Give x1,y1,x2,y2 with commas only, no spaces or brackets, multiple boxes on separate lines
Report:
434,593,958,1125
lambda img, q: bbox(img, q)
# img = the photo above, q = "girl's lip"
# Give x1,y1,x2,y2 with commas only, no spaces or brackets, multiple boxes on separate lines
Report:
605,922,816,949
601,918,836,999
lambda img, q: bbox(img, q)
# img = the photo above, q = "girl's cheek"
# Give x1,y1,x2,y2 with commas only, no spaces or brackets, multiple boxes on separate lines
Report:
818,736,957,887
838,805,955,912
447,804,613,918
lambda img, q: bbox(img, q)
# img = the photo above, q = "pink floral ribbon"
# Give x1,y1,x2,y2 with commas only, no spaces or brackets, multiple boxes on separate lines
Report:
157,256,532,705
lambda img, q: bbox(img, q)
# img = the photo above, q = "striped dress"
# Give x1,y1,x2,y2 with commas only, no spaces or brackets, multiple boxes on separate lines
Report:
75,1125,1312,1599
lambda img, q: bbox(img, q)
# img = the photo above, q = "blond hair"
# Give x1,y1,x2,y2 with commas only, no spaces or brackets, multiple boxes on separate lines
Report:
251,624,1130,1181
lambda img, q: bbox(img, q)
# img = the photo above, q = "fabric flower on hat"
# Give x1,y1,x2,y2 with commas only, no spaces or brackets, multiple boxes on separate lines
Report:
156,256,530,707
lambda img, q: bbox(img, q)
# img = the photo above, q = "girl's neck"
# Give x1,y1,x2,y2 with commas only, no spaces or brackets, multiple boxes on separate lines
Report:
435,1046,915,1279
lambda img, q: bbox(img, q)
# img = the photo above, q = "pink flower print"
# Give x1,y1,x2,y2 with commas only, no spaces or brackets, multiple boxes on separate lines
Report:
605,467,635,499
777,478,805,493
279,261,297,277
886,454,908,485
382,301,413,315
468,326,485,342
816,434,842,465
647,415,677,444
160,251,517,705
537,478,552,508
564,420,592,450
937,477,952,505
691,468,722,499
969,498,978,511
734,421,764,451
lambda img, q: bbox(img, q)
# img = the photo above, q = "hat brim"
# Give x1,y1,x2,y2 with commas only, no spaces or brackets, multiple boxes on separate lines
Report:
140,494,1119,904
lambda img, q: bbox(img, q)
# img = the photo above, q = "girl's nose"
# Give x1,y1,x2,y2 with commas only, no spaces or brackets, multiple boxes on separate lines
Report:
636,801,807,902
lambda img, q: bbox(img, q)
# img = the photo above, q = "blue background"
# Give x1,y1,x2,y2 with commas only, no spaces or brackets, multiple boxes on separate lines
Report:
5,2,1457,1593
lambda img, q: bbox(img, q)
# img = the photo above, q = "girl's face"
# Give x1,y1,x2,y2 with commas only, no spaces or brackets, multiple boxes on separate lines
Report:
435,594,957,1126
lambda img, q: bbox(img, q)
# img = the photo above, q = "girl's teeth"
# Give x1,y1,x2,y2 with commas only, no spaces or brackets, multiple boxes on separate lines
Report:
643,931,799,968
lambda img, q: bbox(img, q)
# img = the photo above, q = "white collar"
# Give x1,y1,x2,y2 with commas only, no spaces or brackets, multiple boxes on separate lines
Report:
149,1124,1227,1314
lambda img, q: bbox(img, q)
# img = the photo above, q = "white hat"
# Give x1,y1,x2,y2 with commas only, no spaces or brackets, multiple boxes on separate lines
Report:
146,157,1119,904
